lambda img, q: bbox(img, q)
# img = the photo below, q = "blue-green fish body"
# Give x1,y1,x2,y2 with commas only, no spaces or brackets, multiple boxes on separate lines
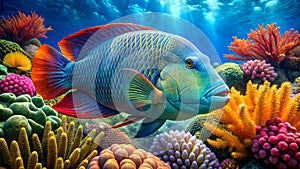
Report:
32,23,229,137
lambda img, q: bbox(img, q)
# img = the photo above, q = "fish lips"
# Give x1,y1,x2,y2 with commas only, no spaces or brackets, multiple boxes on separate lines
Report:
167,83,230,114
200,83,230,111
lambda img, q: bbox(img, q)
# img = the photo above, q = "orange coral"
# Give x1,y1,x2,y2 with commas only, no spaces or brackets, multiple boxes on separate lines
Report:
224,23,300,65
0,11,52,45
88,144,170,169
204,81,300,160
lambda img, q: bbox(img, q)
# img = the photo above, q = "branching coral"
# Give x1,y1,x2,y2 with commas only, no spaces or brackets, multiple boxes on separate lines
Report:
0,116,103,169
224,23,300,66
204,81,300,160
240,59,277,82
0,11,52,45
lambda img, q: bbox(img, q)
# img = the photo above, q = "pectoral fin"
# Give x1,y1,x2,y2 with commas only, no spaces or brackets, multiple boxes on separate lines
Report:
121,68,166,112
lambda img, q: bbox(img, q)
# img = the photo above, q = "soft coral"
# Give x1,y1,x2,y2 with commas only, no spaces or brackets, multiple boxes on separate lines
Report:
0,11,52,45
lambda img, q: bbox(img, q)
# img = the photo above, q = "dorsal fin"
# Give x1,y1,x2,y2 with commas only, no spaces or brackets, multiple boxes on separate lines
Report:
58,23,155,61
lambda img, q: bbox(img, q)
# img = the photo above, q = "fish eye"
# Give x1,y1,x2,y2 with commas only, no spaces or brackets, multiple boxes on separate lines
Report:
185,58,194,69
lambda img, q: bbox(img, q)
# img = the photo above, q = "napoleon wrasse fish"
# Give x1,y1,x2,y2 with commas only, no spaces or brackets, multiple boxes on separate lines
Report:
32,23,230,137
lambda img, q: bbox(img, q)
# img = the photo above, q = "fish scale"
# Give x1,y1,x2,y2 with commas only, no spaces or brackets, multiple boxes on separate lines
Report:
70,31,174,108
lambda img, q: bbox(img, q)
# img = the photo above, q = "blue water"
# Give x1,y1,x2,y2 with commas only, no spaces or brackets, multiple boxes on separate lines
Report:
1,0,300,63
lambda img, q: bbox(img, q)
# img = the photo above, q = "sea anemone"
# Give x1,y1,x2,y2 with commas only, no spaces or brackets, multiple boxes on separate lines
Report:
0,11,52,45
149,130,220,169
252,117,300,169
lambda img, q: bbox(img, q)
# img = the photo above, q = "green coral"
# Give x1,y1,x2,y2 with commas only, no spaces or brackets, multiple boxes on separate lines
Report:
215,62,244,88
23,38,42,47
0,93,61,141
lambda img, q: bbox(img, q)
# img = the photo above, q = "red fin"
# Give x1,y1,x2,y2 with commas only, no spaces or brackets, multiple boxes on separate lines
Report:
32,44,71,100
53,90,119,118
58,23,155,62
112,116,145,128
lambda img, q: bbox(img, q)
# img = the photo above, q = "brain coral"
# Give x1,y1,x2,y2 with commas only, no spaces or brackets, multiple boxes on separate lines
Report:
0,93,61,141
83,121,132,150
149,130,220,169
88,143,170,169
215,62,244,88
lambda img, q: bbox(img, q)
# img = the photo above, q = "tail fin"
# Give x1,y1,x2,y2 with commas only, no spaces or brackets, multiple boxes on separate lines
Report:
32,44,72,100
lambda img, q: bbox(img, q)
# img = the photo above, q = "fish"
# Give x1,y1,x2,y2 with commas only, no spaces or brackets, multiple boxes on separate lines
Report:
31,23,230,137
0,39,32,73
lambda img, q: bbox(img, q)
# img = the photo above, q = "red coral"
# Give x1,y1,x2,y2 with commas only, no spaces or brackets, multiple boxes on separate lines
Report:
224,23,300,66
0,11,52,45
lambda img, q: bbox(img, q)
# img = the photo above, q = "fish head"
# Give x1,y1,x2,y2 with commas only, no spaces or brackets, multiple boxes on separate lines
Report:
158,51,230,120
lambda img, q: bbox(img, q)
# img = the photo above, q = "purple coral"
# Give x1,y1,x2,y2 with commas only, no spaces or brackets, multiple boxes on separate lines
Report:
240,59,277,82
149,130,220,169
0,73,36,96
220,158,240,169
251,117,300,169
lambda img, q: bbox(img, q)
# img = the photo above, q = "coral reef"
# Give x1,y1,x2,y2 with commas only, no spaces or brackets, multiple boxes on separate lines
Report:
240,60,277,82
0,11,52,45
0,39,32,73
220,158,240,169
23,38,42,47
215,62,244,88
83,121,132,150
24,44,39,57
88,143,170,169
251,117,300,169
0,93,61,141
202,81,300,160
149,130,220,169
0,73,36,96
241,159,272,169
292,76,300,97
0,116,103,168
224,23,300,66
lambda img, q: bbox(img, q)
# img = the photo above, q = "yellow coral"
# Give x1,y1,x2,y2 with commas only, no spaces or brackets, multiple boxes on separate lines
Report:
0,116,103,168
205,80,300,160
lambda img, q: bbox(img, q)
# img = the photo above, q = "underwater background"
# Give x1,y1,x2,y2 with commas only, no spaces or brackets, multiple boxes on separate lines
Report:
2,0,300,63
1,0,300,169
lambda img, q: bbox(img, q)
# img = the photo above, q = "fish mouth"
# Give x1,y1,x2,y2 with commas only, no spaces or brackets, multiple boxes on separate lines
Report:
200,83,230,107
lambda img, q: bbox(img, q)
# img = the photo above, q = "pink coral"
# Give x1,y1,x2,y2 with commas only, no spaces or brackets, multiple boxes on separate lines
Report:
0,73,36,96
240,59,277,82
251,117,300,169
